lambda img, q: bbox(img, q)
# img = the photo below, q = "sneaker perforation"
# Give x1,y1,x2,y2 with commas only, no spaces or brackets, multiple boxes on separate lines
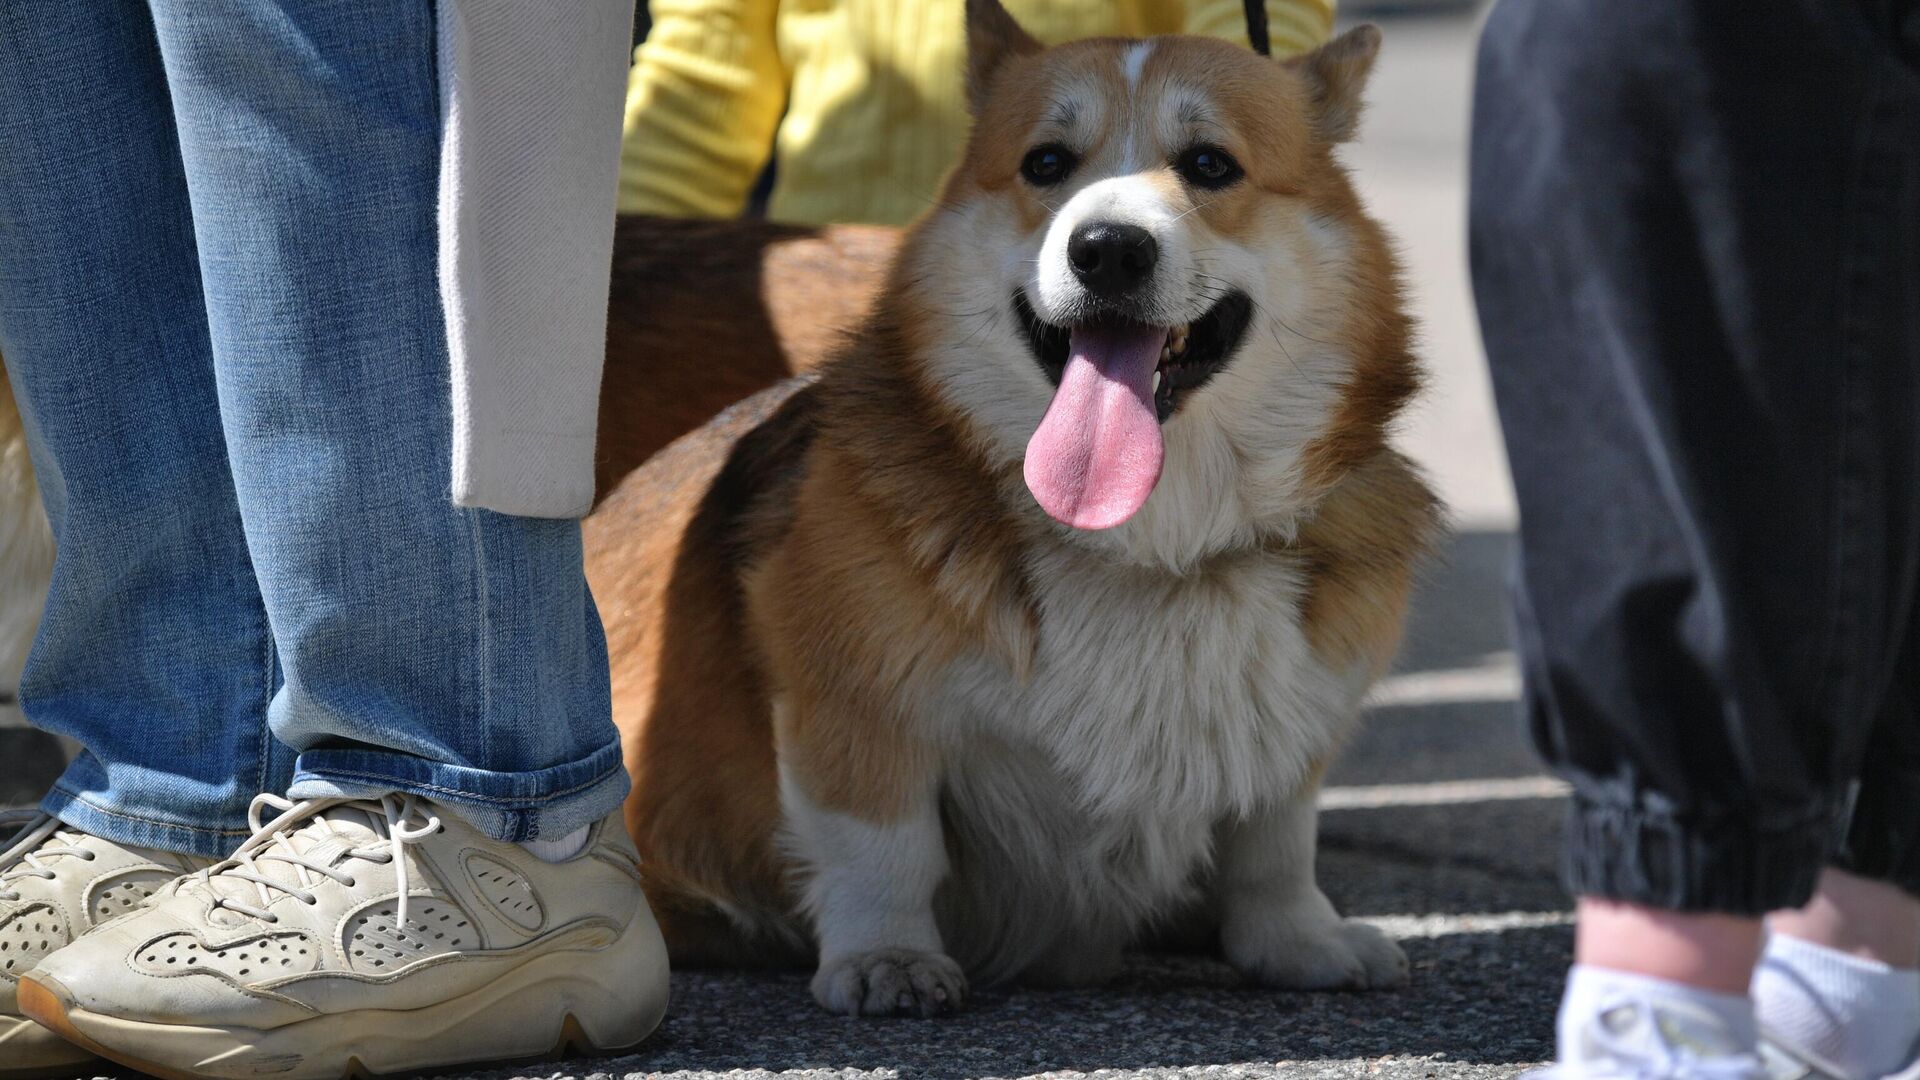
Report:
461,854,544,931
134,931,319,980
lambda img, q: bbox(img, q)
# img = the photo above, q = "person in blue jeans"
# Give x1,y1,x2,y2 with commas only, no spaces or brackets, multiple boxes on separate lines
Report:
0,3,670,1077
1472,1,1919,1077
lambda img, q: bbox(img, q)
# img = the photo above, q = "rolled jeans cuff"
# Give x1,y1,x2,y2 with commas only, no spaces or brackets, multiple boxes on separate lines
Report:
1561,793,1836,916
43,766,256,860
288,736,630,844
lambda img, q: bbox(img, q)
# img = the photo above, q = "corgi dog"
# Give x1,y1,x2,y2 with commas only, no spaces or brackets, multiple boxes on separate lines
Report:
603,0,1443,1016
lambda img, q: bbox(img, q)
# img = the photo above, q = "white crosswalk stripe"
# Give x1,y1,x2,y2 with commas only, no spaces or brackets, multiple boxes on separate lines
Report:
1319,775,1570,810
1360,910,1575,939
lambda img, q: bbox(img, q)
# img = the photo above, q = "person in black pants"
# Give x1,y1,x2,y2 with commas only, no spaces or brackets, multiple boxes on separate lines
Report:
1471,2,1920,1076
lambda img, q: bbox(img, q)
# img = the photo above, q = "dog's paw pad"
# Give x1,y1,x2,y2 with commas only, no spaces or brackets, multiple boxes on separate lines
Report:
812,948,968,1017
1228,917,1409,991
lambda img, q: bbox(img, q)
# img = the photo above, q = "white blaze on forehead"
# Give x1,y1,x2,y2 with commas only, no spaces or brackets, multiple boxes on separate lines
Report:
1120,42,1154,169
1122,41,1154,91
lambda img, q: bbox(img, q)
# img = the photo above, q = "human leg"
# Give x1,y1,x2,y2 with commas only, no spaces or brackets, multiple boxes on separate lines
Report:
0,4,293,1071
146,0,628,841
11,2,666,1073
1475,0,1920,924
1472,0,1920,1071
0,0,293,859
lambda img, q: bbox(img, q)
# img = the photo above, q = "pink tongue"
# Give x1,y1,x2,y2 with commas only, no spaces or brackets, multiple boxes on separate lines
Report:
1024,323,1167,530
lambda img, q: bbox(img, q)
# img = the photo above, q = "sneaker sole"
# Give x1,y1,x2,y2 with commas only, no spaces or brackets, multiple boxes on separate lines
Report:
17,917,669,1080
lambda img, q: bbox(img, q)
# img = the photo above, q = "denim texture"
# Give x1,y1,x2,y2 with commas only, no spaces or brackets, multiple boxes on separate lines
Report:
0,0,626,853
1471,0,1920,912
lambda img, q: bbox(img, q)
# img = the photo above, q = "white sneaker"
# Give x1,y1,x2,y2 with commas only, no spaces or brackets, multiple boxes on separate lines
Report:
1760,1035,1920,1080
1,813,209,1079
17,794,669,1080
1529,994,1770,1080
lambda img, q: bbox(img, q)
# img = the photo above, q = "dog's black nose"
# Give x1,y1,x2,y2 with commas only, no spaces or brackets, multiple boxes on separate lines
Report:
1067,222,1158,298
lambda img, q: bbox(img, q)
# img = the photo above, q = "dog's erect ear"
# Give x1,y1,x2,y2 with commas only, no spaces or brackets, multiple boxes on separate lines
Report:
1285,24,1381,143
966,0,1042,115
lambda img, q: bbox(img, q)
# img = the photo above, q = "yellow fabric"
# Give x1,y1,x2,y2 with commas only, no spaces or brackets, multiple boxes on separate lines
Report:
619,0,1336,227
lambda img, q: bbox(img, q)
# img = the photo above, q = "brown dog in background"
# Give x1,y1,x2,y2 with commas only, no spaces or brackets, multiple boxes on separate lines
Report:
596,217,898,498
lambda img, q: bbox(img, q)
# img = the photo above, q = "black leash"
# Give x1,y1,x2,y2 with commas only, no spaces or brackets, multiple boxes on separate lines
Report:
1243,0,1271,56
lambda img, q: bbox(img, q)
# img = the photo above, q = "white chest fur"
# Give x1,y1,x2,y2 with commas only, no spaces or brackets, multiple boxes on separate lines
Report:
937,541,1364,820
910,541,1368,978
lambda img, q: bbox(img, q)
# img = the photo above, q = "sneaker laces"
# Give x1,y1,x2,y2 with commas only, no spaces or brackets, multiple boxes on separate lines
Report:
1563,994,1768,1080
199,794,442,926
0,814,96,902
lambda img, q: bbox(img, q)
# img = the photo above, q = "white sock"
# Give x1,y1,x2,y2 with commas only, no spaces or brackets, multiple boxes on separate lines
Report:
519,825,590,863
1753,933,1920,1080
1558,965,1758,1066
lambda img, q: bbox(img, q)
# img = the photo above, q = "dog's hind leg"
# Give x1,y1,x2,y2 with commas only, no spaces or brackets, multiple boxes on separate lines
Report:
1214,776,1409,991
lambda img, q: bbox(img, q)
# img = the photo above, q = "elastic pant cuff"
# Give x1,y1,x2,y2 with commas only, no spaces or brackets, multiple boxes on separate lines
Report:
1562,794,1834,916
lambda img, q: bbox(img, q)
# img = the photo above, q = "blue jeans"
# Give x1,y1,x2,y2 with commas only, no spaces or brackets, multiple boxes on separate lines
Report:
1471,0,1920,912
0,0,627,855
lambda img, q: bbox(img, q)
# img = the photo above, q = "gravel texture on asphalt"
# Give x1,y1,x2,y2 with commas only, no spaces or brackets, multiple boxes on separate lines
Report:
453,910,1567,1080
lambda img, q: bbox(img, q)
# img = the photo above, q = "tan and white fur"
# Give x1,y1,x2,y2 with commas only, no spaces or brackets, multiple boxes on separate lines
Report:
589,1,1441,1016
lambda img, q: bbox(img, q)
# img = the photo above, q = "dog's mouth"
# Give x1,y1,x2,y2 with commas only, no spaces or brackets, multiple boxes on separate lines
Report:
1012,289,1253,423
1014,289,1253,531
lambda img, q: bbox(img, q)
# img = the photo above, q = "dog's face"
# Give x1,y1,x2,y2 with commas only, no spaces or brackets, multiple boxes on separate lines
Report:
907,2,1406,567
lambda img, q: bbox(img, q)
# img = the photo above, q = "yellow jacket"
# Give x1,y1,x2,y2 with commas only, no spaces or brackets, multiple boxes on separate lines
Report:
618,0,1335,226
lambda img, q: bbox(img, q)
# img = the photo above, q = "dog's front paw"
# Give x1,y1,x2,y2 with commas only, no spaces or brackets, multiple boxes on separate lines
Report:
811,948,969,1017
1223,908,1409,991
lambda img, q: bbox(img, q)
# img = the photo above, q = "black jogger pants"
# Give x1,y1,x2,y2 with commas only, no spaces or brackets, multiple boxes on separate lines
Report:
1470,0,1920,914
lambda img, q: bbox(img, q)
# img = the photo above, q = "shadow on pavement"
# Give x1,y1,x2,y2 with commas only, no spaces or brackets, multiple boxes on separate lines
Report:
1398,528,1516,676
0,728,66,809
1320,802,1567,918
1336,699,1538,787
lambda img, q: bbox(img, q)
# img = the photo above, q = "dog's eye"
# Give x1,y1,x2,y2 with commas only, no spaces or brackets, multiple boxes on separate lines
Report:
1020,144,1076,186
1176,145,1242,189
